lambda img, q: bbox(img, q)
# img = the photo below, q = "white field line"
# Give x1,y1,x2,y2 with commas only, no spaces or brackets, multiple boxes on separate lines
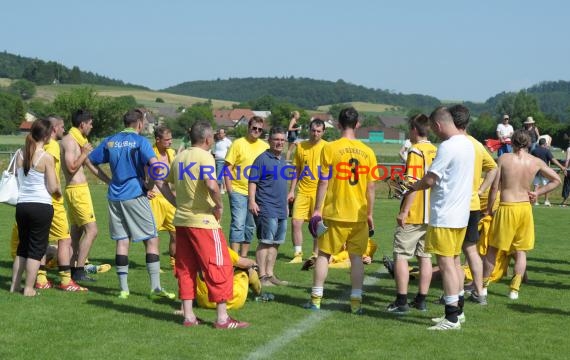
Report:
244,267,386,360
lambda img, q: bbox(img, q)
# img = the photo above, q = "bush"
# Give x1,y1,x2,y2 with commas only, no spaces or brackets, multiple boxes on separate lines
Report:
155,97,165,103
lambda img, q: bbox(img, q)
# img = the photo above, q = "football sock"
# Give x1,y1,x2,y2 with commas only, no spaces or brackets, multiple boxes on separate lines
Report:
36,267,48,285
146,257,161,291
311,287,324,307
294,246,302,253
59,265,71,286
350,289,363,299
117,265,129,293
510,274,522,292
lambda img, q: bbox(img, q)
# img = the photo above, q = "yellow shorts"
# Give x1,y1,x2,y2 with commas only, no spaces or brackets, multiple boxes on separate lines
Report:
319,220,368,256
426,226,467,257
149,193,175,232
489,202,534,251
292,193,318,221
49,201,70,242
196,270,249,310
65,184,96,227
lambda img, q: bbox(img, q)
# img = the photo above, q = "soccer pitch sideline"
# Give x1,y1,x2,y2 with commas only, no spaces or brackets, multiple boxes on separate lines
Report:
1,184,569,360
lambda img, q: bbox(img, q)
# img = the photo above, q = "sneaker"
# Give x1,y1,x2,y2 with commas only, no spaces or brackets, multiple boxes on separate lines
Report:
288,252,303,264
59,280,88,292
508,290,519,300
303,302,320,311
468,292,488,305
544,201,552,207
97,264,112,273
214,317,250,329
85,264,111,274
267,275,288,286
72,272,96,282
386,302,409,314
260,276,276,287
35,281,53,289
118,291,130,299
431,312,466,324
149,288,176,300
382,256,395,278
428,318,461,331
409,298,427,311
183,317,203,327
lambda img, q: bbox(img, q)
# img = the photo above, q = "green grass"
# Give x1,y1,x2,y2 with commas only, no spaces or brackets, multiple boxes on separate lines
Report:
1,183,570,359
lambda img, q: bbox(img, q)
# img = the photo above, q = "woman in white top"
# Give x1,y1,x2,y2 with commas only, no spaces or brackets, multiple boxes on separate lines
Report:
213,128,232,193
10,118,61,297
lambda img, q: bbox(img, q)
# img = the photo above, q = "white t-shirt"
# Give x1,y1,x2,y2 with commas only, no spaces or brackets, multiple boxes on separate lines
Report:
213,137,232,160
427,134,474,228
496,123,514,140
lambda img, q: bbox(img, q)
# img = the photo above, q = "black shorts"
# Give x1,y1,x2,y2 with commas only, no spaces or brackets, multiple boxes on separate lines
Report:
16,202,54,260
463,210,481,244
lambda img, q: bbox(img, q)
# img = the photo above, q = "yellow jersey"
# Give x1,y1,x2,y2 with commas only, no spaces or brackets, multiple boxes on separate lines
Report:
321,138,377,222
167,147,219,229
44,140,63,205
293,139,327,196
224,137,269,195
404,141,437,224
468,135,497,211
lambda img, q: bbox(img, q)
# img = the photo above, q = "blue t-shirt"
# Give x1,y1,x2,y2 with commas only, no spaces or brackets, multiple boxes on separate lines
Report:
249,150,289,219
89,129,156,201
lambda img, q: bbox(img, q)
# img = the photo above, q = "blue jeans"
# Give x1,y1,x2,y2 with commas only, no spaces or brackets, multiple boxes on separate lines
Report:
228,192,255,243
254,216,287,245
215,159,225,186
497,144,512,157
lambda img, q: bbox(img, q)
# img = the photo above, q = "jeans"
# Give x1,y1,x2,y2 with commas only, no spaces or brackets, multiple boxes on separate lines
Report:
228,191,255,243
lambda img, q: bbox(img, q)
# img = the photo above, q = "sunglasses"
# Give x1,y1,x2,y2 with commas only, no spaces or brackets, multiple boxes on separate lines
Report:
251,126,263,132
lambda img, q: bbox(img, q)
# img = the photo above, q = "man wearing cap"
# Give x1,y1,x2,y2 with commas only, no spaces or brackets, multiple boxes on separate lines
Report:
496,115,514,157
523,117,540,152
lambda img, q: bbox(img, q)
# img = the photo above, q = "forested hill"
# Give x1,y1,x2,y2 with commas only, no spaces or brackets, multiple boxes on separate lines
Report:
0,51,146,88
465,80,570,121
162,77,441,109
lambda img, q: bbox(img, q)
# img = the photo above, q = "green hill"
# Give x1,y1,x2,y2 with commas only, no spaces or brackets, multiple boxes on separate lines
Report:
162,77,441,110
0,51,145,88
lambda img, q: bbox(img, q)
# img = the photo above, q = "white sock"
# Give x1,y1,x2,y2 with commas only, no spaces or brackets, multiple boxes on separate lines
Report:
294,246,302,253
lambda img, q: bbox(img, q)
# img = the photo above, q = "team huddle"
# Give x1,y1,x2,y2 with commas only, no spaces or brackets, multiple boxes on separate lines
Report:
9,105,560,331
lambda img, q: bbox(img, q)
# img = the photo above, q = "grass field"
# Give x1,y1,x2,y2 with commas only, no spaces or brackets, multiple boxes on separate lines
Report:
1,182,570,359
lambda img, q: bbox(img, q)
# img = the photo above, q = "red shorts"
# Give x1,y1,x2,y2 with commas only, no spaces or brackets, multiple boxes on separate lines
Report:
175,227,233,303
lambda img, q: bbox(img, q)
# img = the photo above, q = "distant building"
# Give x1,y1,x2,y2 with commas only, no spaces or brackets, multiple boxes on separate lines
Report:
18,112,38,134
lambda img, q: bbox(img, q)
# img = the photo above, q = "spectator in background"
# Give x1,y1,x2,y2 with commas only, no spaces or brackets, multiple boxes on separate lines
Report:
11,119,60,296
399,138,412,163
212,128,232,194
561,140,570,207
523,116,540,152
496,114,514,157
530,137,565,206
286,111,301,162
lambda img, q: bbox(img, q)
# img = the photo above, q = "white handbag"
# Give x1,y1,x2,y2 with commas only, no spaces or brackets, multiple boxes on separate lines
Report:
0,149,21,206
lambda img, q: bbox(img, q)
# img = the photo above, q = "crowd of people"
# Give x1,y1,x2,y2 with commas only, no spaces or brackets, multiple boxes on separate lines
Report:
8,105,563,331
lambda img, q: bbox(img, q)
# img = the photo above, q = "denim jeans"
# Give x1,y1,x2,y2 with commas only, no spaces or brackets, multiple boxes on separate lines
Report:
228,191,255,243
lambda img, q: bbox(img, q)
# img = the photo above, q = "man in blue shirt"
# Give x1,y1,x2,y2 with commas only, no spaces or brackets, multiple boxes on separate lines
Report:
89,109,176,300
248,126,290,287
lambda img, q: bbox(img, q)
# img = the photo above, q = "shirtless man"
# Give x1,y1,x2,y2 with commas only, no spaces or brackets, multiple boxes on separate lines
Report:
61,109,110,283
482,130,560,300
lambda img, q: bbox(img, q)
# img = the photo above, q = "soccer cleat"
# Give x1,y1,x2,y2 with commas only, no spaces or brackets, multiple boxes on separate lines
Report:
118,291,130,299
432,312,466,324
386,302,410,314
428,318,461,331
149,288,176,300
214,317,250,329
183,317,203,327
351,297,363,315
301,256,316,271
59,280,88,292
468,292,488,305
35,281,53,289
409,298,427,311
85,263,112,274
382,256,395,278
303,302,321,311
288,252,303,264
72,272,96,282
508,291,519,300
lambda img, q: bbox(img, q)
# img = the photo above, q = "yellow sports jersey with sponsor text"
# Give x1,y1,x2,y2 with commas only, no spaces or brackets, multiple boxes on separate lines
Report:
167,147,219,229
468,135,497,211
403,141,437,224
320,138,377,222
293,139,327,196
224,137,269,195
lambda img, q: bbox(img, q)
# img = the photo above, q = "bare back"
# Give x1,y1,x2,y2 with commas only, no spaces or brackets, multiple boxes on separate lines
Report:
497,150,557,202
61,134,88,185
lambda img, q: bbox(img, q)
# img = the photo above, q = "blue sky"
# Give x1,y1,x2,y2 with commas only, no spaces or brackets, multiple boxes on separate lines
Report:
2,0,569,102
